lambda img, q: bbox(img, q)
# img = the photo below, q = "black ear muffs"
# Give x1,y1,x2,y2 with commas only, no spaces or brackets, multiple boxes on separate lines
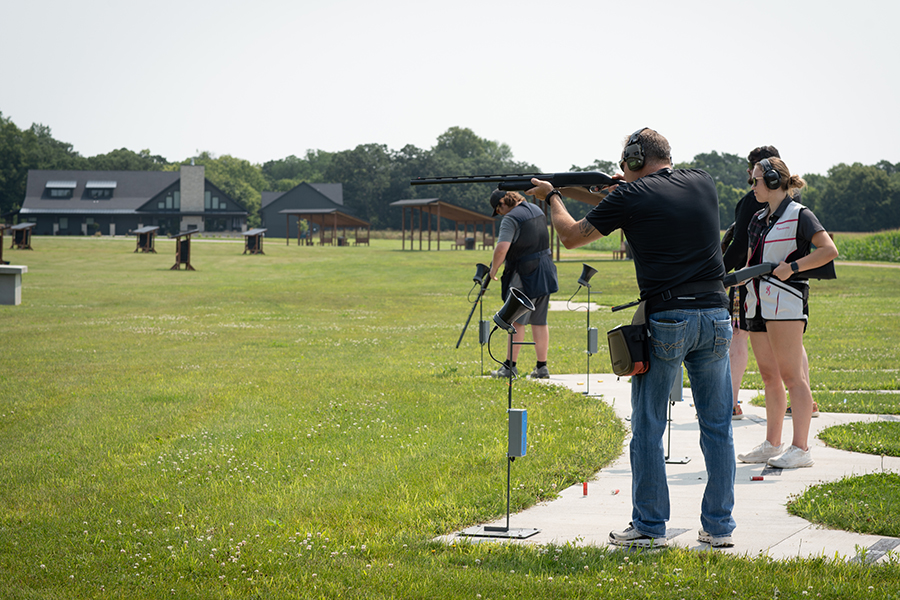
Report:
622,128,646,171
759,158,782,190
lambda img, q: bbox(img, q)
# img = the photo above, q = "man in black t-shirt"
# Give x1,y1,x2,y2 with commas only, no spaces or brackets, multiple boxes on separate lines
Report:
528,128,736,549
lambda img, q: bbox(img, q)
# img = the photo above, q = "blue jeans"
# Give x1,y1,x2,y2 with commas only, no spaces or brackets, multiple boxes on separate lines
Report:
629,308,735,538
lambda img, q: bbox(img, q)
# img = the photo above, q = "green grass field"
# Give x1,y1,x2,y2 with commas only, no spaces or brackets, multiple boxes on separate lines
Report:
1,236,898,599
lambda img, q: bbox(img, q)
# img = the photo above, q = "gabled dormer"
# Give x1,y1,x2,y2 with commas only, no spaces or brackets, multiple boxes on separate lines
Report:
43,180,77,199
84,180,116,200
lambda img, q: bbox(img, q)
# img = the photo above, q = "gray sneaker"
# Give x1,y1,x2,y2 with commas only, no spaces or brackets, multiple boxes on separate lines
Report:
698,529,734,548
737,440,785,463
767,445,814,469
608,523,667,549
490,364,518,378
530,365,550,379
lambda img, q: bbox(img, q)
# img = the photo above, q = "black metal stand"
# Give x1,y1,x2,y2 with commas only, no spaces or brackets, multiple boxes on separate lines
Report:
457,277,490,374
665,364,691,464
460,328,539,540
584,285,595,396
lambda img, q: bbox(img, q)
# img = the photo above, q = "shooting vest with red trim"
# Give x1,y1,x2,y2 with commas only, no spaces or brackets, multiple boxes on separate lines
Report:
744,201,807,321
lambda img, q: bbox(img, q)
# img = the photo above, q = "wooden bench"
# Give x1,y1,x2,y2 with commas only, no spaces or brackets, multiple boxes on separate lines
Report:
480,235,495,250
354,232,370,246
319,231,333,246
612,242,627,260
454,237,467,250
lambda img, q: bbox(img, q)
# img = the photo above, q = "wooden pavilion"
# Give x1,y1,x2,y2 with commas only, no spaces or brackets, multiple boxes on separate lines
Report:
389,198,496,251
279,208,370,247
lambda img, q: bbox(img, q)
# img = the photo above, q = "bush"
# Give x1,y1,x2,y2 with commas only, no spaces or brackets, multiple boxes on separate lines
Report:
836,230,900,262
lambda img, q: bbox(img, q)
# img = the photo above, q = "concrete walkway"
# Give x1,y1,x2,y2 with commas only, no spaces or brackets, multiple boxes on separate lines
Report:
448,373,900,563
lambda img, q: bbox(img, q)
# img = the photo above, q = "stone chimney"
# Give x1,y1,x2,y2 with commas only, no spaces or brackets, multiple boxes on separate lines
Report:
180,164,205,231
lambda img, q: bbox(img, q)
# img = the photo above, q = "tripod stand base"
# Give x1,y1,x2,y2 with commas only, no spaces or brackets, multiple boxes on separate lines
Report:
459,525,540,539
665,456,691,465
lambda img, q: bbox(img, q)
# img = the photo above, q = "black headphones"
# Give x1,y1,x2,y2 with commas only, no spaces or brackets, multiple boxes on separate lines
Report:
621,128,647,171
758,158,783,190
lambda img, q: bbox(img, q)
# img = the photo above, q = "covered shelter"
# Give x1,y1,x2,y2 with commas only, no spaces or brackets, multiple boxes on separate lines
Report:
279,208,370,247
389,198,495,251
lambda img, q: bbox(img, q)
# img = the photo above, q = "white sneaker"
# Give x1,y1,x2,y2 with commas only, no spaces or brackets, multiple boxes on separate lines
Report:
767,445,814,469
698,529,734,548
608,523,667,548
737,440,785,463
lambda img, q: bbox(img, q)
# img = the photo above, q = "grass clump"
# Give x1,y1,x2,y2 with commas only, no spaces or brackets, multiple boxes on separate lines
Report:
818,421,900,456
788,473,900,538
813,391,900,415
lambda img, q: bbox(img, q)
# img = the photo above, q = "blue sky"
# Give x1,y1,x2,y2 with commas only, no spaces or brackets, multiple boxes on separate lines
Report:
2,0,898,177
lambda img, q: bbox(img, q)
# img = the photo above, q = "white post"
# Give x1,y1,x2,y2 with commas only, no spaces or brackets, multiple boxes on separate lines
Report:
0,265,28,305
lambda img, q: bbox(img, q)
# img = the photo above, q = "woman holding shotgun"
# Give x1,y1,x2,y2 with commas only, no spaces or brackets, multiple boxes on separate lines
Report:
737,157,838,469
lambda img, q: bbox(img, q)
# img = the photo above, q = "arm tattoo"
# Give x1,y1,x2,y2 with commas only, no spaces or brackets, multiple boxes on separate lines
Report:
577,219,596,238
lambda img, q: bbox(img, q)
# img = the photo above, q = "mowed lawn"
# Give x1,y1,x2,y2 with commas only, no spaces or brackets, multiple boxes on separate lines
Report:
0,237,628,597
1,236,897,599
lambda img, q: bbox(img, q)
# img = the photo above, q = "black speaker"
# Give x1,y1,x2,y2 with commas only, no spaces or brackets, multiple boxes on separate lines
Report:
493,288,535,333
577,263,598,288
622,128,646,171
758,158,782,190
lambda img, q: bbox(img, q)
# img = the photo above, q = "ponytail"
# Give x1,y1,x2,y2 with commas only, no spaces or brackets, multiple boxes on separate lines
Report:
787,174,806,198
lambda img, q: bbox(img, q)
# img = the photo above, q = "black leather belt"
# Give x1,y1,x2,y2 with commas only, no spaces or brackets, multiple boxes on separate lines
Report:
656,279,726,302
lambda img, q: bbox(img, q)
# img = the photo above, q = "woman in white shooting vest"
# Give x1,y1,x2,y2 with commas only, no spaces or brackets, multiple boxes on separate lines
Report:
737,157,838,469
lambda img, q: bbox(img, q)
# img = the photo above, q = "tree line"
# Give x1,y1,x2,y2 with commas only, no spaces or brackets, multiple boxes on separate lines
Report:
2,112,898,232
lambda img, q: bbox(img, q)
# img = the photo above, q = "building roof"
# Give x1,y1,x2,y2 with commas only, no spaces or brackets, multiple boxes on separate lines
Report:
309,183,343,205
278,208,369,228
389,198,495,224
19,169,248,217
22,170,181,214
260,191,286,208
261,182,343,209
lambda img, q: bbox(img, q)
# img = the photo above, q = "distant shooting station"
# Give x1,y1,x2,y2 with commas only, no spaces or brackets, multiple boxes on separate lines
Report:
169,230,197,270
132,226,160,253
243,228,267,254
9,223,36,250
